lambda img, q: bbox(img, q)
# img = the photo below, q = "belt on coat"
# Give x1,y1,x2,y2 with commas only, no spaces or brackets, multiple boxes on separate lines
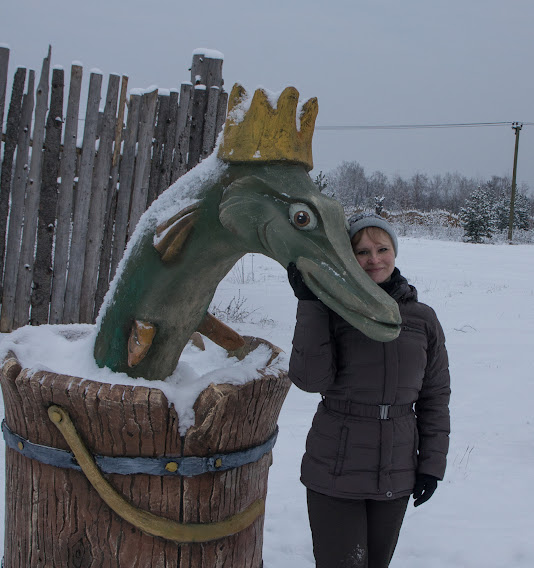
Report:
322,398,414,420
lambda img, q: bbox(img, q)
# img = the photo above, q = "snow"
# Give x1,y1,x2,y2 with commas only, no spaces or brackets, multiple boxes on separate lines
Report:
1,238,534,566
192,48,224,60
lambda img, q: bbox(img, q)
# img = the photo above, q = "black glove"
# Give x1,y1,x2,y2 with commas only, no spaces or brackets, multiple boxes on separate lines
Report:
413,474,438,507
287,262,318,301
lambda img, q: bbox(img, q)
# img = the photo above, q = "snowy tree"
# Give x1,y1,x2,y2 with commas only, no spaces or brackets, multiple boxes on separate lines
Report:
460,186,495,243
374,195,385,215
314,171,329,193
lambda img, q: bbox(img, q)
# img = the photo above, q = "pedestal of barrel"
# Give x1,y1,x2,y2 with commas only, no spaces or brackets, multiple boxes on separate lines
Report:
0,340,290,567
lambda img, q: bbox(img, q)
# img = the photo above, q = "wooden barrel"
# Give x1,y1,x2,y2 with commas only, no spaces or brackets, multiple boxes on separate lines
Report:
0,338,291,567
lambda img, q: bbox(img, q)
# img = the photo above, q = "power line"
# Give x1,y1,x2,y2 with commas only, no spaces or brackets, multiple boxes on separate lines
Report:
315,121,534,131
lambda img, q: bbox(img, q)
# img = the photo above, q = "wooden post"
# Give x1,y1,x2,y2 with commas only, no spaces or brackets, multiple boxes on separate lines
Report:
62,71,102,324
160,89,179,193
127,88,158,238
0,46,9,137
109,92,141,280
13,47,51,329
49,63,83,324
202,85,221,159
0,71,35,332
1,338,291,567
78,74,120,324
187,85,207,169
170,83,193,183
94,75,129,319
30,67,64,325
0,67,26,282
147,92,170,207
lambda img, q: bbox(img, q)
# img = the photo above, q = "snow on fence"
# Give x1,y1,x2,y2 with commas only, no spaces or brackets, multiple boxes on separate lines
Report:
0,46,228,332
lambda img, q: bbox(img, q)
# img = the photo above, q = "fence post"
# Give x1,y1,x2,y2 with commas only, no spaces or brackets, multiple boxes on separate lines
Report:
62,71,102,324
0,71,35,332
31,67,65,325
78,74,120,324
170,83,193,183
13,47,52,329
127,88,158,238
94,75,129,319
0,46,9,135
0,67,26,283
49,63,83,324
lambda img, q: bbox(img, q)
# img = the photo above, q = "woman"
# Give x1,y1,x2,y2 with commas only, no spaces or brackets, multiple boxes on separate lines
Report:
287,213,450,568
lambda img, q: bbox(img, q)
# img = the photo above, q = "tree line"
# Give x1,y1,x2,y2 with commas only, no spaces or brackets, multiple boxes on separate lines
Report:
318,161,534,219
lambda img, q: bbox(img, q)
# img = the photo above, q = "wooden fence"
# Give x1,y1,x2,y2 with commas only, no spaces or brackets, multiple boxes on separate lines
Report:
0,46,228,332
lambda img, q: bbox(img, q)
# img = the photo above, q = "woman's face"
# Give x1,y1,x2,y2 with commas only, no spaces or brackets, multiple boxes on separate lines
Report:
351,228,396,284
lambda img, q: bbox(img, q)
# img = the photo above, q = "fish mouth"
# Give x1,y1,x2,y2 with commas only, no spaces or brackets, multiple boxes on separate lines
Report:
296,257,401,342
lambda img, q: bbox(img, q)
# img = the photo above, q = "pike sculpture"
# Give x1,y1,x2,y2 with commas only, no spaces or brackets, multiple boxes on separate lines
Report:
94,84,402,381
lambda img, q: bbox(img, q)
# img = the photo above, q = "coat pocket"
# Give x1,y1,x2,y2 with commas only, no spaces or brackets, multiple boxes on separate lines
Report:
333,425,349,476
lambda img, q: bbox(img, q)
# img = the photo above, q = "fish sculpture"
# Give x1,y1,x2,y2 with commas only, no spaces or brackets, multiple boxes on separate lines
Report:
94,84,401,381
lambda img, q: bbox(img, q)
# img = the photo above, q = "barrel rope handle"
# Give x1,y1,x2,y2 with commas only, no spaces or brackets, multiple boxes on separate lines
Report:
48,405,264,543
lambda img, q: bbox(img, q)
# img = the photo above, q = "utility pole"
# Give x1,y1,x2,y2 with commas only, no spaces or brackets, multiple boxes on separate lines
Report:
507,122,522,242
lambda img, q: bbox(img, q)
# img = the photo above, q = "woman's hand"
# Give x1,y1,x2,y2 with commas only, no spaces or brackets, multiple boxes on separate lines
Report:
287,263,318,301
413,474,438,507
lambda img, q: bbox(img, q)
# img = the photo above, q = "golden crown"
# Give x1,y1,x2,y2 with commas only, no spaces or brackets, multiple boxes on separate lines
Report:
217,84,318,171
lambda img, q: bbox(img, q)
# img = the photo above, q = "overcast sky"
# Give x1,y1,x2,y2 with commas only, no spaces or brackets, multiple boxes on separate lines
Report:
2,0,534,190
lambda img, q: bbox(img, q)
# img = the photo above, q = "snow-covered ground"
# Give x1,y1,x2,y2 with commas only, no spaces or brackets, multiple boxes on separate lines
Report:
1,238,533,567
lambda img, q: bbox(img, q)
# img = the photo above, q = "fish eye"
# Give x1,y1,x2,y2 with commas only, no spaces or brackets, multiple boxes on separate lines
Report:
289,203,318,231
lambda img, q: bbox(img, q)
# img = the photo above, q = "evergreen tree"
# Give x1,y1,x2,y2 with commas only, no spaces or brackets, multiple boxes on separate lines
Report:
314,171,329,193
460,186,495,243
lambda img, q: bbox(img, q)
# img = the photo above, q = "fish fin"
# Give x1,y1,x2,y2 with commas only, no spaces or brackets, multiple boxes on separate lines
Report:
154,205,200,262
197,312,245,352
127,320,157,367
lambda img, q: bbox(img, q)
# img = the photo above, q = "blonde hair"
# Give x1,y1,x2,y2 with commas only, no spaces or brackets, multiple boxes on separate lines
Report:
351,226,394,249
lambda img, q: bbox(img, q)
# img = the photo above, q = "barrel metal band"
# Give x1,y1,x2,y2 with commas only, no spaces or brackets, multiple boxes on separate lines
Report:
2,419,278,477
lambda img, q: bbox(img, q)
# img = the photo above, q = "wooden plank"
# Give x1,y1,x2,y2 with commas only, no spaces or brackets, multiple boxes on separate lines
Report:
159,89,178,194
215,89,228,142
187,85,207,170
0,70,35,332
190,51,223,89
109,92,141,280
49,63,83,325
170,82,192,183
127,88,158,239
201,86,220,159
0,46,9,137
146,92,169,207
94,74,128,318
30,67,65,325
62,71,102,324
0,66,26,282
78,74,120,324
204,55,224,89
13,46,51,329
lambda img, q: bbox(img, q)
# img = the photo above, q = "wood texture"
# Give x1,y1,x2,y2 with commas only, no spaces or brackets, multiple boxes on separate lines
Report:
79,74,120,323
0,50,228,328
49,63,83,324
0,339,291,567
128,88,158,238
170,83,193,182
31,67,64,325
62,71,102,323
188,86,207,169
0,66,26,279
13,47,51,329
0,70,35,332
0,46,9,135
109,92,141,280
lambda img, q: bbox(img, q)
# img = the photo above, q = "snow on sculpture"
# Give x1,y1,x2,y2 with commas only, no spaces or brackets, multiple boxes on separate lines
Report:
94,84,402,382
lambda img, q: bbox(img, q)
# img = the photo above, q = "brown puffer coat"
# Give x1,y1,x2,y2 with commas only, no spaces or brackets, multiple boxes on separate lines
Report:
288,269,450,501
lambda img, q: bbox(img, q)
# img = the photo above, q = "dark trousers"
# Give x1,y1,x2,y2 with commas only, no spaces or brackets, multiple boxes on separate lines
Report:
307,489,409,568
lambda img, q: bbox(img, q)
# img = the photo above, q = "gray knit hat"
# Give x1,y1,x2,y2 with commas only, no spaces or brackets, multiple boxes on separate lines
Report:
348,213,398,257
